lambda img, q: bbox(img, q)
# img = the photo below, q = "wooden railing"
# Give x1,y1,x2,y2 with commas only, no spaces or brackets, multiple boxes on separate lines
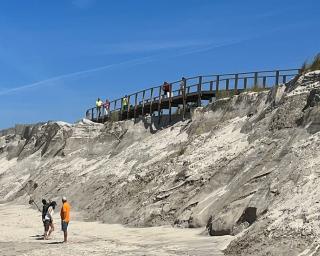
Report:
86,68,300,122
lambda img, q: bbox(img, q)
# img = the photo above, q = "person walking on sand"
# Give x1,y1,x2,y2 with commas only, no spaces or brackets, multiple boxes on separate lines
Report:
42,199,49,236
60,196,71,243
44,201,57,240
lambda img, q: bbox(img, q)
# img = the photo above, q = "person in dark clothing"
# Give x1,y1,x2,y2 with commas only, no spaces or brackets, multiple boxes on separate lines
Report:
180,77,186,95
42,199,49,236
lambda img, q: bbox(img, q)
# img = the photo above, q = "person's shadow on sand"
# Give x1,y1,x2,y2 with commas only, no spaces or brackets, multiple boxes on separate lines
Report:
31,235,44,240
46,241,64,245
30,235,43,238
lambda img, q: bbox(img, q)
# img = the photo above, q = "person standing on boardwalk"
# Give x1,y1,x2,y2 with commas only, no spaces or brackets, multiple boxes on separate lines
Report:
162,82,171,98
104,98,110,116
60,196,71,243
180,77,186,95
122,95,128,111
96,98,103,117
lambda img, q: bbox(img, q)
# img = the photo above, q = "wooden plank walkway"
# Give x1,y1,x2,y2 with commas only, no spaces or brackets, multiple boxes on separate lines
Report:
86,69,300,123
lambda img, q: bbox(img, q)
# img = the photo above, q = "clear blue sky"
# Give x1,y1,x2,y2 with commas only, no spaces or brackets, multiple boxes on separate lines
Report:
0,0,319,129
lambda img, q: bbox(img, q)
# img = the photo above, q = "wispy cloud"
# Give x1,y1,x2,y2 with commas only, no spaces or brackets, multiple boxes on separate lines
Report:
0,55,159,96
0,36,261,96
100,40,211,54
72,0,96,9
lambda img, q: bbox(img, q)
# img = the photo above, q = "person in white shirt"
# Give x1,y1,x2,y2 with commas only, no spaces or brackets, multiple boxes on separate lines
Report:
44,201,57,240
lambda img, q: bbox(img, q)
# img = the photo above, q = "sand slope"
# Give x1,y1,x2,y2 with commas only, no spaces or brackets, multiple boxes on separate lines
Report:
0,203,232,256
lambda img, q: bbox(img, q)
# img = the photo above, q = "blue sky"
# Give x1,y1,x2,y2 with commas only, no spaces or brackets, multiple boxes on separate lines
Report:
0,0,319,129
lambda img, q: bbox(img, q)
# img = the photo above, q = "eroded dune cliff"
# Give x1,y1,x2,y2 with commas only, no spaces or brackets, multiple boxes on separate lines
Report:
1,71,320,255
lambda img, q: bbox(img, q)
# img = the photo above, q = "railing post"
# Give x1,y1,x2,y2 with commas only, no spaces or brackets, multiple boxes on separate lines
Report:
216,75,220,97
263,76,267,88
158,86,162,124
182,78,186,120
127,95,131,120
197,76,202,107
120,98,123,121
141,90,145,117
275,70,280,86
114,100,117,121
225,79,229,97
169,84,172,123
101,105,105,122
254,72,258,88
244,77,247,90
134,93,138,120
283,75,287,84
150,88,154,115
234,74,238,95
91,108,94,121
209,81,213,91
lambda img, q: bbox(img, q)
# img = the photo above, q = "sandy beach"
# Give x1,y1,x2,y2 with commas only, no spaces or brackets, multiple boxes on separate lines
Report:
0,203,232,256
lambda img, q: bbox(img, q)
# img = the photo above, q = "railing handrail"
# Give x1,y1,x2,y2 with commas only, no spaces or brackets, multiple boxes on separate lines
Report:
86,68,300,116
201,68,300,78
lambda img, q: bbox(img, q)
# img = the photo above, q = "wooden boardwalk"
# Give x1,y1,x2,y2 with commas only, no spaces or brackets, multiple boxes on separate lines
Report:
86,69,300,123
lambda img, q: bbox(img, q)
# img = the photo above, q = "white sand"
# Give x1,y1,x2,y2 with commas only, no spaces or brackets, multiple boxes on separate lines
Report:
0,203,232,256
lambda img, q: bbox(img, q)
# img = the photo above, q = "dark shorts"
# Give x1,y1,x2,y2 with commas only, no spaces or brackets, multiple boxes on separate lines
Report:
61,221,69,232
44,220,51,231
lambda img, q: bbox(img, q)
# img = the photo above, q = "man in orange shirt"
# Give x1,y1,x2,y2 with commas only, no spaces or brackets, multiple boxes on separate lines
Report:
60,196,71,243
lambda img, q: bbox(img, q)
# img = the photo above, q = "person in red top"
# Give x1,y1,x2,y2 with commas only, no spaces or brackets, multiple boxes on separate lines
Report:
162,81,171,98
60,196,71,243
103,99,110,116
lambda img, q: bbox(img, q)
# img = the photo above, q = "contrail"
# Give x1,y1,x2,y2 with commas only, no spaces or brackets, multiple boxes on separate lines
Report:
0,54,160,96
0,37,256,96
